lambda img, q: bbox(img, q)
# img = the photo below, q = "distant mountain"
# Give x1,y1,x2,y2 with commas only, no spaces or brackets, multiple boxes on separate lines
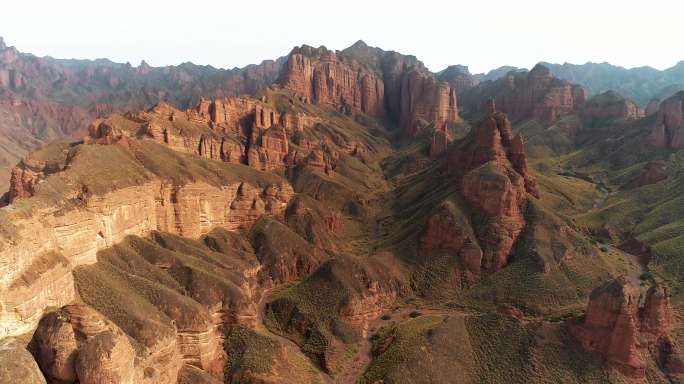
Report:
0,36,284,190
480,65,527,81
479,61,684,106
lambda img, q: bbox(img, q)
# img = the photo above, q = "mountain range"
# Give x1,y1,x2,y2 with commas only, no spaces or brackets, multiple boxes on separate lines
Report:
1,37,684,384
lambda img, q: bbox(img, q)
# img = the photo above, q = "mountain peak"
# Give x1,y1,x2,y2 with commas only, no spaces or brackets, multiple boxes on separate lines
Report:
0,36,6,50
530,63,551,76
350,39,368,49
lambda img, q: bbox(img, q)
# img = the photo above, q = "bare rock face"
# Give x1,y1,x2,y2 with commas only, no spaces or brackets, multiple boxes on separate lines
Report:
83,96,325,175
571,277,645,377
278,42,460,137
463,64,585,125
0,339,46,384
640,285,676,340
637,160,668,187
398,69,459,137
650,91,684,149
279,45,385,117
0,138,293,339
445,105,538,274
29,305,144,384
572,278,678,378
428,128,450,158
645,98,660,116
7,142,71,203
582,91,643,121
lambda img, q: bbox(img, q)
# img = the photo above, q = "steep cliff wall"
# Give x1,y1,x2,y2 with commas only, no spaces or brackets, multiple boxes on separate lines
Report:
650,91,684,149
462,64,585,125
0,138,292,339
278,42,460,137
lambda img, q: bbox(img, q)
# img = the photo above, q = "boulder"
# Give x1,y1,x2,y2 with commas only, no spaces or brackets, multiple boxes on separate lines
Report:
0,339,46,384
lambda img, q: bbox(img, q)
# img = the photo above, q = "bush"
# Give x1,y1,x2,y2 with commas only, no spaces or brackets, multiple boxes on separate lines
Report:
639,271,655,283
409,311,421,318
600,246,608,252
381,314,391,321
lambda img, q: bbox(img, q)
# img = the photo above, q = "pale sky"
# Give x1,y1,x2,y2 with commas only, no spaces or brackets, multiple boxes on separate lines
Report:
2,0,683,74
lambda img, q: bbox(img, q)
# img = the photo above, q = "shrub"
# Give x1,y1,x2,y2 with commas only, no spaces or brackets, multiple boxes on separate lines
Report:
639,271,655,283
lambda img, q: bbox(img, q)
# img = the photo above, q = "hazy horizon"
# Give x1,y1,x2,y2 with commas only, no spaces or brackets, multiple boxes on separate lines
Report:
3,0,683,74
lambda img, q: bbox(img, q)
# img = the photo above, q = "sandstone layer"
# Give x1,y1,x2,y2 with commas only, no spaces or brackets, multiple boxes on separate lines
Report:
572,277,679,378
0,136,292,339
278,41,460,137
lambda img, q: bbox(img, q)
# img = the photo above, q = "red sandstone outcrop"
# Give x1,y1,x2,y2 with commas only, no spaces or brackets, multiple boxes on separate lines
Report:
462,64,585,125
279,45,385,117
82,96,324,175
640,285,676,339
0,338,46,384
637,160,668,187
30,304,147,384
398,69,459,137
278,42,460,137
572,277,679,378
437,105,538,274
582,91,643,121
0,142,293,339
650,91,684,149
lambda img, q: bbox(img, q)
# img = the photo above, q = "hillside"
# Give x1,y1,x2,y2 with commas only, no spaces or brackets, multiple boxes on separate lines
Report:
0,41,683,384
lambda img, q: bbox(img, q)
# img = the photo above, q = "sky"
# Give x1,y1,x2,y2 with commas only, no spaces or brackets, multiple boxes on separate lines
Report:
2,0,683,74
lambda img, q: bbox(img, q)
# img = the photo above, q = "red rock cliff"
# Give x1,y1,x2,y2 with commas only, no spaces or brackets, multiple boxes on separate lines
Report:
650,91,684,149
444,104,539,273
278,42,460,137
462,64,585,125
572,278,679,378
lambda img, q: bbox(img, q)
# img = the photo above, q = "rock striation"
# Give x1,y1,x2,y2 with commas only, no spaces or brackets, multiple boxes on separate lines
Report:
0,133,293,339
29,304,144,384
278,42,460,137
462,64,585,125
279,45,385,117
81,96,321,174
650,91,684,149
572,277,679,378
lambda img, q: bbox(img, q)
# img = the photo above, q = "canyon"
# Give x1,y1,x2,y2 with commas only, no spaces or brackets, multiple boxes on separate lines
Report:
0,38,683,384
